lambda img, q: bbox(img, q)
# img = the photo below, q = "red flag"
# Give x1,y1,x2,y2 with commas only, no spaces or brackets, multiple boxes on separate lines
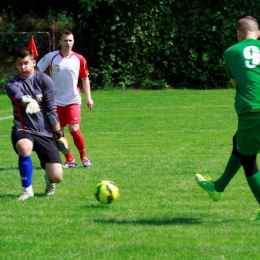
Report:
28,35,39,59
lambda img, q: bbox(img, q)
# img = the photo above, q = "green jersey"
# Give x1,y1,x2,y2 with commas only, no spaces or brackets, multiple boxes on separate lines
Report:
224,38,260,115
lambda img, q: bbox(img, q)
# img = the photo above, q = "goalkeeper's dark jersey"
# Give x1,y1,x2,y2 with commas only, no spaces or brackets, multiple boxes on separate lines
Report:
224,38,260,115
5,71,59,138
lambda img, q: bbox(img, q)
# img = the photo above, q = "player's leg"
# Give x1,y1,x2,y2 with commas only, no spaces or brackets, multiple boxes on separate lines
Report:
239,154,260,203
57,105,77,168
214,135,241,192
235,113,260,220
68,123,91,167
44,163,63,195
12,131,35,200
34,135,63,195
67,104,91,168
239,153,260,220
195,135,241,201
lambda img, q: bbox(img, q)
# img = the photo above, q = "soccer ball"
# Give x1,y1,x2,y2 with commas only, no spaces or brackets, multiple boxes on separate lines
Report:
94,180,119,204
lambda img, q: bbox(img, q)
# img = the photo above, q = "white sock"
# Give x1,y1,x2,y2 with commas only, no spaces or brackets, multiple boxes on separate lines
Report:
24,185,34,195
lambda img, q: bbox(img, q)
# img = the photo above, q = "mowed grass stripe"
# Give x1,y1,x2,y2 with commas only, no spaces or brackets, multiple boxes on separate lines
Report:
1,89,260,260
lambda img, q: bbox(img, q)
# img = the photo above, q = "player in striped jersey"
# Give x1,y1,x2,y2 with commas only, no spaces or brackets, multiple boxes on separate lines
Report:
37,30,94,168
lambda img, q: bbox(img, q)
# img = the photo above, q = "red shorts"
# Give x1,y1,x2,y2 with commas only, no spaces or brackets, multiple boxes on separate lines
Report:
57,104,81,127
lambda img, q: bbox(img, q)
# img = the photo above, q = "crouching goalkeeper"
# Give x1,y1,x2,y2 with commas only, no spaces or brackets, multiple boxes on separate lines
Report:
5,47,68,200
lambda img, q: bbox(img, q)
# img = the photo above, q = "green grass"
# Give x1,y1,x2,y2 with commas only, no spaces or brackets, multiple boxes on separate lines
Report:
0,89,260,259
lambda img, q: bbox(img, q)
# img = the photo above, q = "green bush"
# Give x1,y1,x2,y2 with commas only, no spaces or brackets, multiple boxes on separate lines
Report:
78,0,260,89
2,0,260,89
0,73,14,92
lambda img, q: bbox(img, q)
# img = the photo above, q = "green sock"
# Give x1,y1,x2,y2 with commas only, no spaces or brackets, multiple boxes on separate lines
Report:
247,171,260,205
214,154,241,192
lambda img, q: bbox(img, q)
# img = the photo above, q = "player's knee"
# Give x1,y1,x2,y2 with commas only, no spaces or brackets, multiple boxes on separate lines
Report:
52,167,63,183
231,135,241,158
68,124,79,132
49,173,63,183
45,163,63,182
16,139,33,156
239,153,259,177
52,174,63,183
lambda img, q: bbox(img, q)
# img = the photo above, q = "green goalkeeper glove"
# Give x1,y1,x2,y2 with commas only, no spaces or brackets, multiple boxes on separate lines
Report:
22,97,40,114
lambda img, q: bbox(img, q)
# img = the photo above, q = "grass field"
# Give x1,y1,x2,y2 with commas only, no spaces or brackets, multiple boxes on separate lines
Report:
0,89,260,260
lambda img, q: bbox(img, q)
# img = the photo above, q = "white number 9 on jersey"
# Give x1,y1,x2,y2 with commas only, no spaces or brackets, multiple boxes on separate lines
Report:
243,46,260,68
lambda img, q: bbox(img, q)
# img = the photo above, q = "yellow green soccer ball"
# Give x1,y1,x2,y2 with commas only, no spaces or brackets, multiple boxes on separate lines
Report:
94,180,119,204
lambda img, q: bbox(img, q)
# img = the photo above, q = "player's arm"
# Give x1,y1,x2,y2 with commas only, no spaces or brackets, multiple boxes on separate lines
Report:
41,73,59,124
78,55,94,110
230,78,237,88
6,80,25,103
49,113,70,154
41,73,70,153
5,81,40,114
223,51,236,88
36,57,52,78
36,54,50,72
51,121,70,154
81,76,94,110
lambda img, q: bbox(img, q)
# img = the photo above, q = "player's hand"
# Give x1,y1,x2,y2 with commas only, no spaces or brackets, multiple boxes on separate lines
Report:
22,97,40,114
54,130,62,139
86,98,94,111
54,131,70,154
56,137,70,154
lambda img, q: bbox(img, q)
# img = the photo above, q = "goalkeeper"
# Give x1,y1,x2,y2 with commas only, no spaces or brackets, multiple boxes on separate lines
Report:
5,47,66,201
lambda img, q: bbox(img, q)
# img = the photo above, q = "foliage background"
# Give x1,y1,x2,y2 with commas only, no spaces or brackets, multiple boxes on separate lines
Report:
1,0,260,89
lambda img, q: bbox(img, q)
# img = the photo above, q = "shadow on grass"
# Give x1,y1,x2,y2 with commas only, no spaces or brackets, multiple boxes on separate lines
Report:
0,167,19,171
84,204,111,209
0,166,42,172
0,194,18,199
93,217,202,225
0,193,49,199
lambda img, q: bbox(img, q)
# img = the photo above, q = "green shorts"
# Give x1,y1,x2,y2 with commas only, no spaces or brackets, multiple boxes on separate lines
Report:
236,112,260,156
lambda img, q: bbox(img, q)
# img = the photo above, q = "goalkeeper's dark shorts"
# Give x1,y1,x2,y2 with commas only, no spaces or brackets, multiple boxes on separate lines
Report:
11,130,62,169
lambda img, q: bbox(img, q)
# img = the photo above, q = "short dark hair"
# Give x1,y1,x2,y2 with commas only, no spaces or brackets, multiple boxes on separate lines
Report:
60,29,74,39
16,47,34,60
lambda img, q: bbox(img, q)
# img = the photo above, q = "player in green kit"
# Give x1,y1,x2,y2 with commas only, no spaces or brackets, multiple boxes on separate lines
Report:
195,16,260,220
